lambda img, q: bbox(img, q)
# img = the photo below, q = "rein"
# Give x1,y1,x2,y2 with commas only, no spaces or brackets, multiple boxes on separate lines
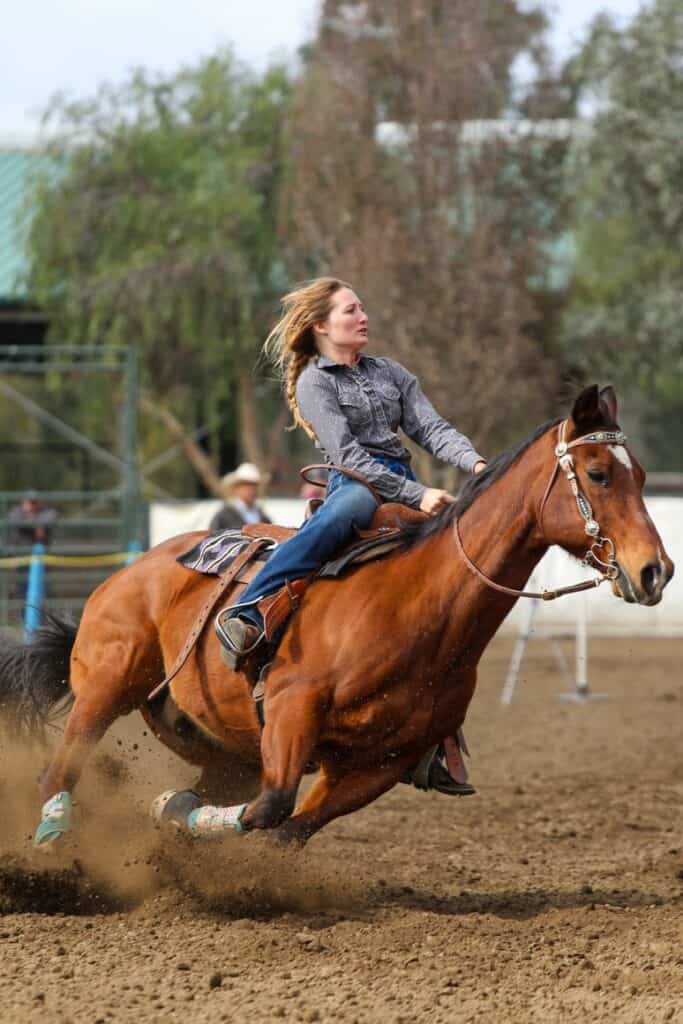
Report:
301,463,383,504
454,420,627,602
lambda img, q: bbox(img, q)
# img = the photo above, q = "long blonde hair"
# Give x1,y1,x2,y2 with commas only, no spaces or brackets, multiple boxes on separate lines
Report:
264,276,350,439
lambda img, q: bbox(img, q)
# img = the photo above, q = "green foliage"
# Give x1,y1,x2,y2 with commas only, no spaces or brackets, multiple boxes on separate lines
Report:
562,0,683,466
287,1,572,459
25,52,291,492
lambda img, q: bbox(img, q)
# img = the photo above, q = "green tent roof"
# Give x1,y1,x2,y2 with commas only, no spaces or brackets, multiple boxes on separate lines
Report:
0,144,57,302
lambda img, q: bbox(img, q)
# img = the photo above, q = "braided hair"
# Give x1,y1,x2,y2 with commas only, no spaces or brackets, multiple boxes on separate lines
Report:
264,277,350,440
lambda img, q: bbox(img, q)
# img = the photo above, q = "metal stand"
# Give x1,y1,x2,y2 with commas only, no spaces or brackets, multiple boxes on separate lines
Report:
501,597,538,705
557,592,608,703
501,591,608,704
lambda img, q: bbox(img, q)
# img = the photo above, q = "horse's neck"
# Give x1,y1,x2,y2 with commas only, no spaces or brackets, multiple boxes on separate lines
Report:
417,450,548,657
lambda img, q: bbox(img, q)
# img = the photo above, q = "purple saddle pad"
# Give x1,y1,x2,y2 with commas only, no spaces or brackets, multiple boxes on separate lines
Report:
177,529,274,577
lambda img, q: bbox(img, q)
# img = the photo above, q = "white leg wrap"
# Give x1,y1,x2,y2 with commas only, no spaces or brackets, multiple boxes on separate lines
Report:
187,803,248,837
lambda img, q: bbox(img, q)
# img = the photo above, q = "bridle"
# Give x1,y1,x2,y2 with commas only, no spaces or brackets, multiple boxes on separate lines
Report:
454,419,628,601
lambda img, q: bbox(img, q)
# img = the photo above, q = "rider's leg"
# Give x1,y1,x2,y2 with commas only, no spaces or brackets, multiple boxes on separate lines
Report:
404,671,479,797
221,480,378,653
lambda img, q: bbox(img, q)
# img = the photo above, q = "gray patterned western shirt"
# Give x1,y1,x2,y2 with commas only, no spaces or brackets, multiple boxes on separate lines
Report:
295,354,485,508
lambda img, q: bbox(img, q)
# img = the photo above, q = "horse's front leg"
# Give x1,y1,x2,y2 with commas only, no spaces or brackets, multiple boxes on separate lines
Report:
272,756,413,846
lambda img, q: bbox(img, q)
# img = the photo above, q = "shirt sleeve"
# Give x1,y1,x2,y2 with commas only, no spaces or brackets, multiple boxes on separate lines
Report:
388,360,486,473
296,370,427,508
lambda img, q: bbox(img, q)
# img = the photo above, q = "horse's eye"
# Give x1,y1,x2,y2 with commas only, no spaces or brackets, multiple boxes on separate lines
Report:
587,468,609,486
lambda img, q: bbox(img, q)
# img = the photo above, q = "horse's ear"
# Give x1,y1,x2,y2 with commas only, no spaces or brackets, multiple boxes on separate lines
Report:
599,385,618,425
571,385,601,432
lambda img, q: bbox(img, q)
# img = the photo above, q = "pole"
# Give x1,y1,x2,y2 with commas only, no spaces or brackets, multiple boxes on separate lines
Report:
121,347,140,550
576,591,588,696
501,598,539,705
24,543,45,639
558,592,608,703
125,541,142,564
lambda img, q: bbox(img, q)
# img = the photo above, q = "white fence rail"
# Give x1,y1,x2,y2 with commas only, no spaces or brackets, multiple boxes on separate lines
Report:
503,497,681,637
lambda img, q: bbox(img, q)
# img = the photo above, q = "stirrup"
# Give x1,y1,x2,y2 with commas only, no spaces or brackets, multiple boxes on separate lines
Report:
215,612,264,669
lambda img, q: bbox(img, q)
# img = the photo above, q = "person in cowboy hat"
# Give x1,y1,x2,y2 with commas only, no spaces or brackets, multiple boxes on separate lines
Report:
209,463,272,532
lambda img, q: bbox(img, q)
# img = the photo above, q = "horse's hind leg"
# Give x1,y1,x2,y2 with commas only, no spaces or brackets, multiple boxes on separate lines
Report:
35,637,156,846
35,692,124,846
39,694,121,800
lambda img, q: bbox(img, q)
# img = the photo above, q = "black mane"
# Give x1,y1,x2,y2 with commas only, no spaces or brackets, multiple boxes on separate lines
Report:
400,416,563,549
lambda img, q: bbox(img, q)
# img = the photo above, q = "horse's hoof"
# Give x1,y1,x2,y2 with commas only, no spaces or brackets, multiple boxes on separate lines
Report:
34,791,73,848
150,789,202,830
187,803,248,838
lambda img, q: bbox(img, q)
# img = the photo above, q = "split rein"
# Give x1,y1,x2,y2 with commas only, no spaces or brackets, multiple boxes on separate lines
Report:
453,420,627,602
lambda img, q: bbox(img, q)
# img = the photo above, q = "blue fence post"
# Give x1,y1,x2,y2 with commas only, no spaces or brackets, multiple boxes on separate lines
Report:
125,541,142,565
24,543,46,639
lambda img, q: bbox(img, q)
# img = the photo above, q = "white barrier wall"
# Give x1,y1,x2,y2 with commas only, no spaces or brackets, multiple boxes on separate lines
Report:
150,495,681,637
502,497,682,637
149,498,308,548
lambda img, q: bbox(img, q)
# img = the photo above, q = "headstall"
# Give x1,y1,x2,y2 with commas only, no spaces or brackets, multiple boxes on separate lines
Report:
454,419,628,601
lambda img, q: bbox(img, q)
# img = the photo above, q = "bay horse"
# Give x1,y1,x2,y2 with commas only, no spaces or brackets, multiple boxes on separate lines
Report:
0,385,673,847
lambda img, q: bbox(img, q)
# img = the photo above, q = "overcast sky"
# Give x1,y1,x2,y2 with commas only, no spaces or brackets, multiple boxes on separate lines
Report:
2,0,644,140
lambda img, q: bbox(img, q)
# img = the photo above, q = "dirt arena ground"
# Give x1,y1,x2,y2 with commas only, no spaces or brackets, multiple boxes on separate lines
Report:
0,635,681,1023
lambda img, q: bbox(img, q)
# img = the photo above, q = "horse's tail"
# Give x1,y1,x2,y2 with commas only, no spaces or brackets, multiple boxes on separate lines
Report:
0,612,77,737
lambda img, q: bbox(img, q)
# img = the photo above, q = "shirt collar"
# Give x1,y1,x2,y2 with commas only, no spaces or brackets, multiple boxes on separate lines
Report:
316,353,371,371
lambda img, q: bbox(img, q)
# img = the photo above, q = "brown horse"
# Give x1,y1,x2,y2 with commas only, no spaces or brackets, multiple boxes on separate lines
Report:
0,385,673,847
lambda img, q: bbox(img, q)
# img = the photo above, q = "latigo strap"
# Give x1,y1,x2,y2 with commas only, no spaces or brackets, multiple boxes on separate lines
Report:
146,537,273,703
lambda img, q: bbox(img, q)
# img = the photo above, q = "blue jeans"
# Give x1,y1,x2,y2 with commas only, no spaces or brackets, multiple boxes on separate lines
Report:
232,456,416,630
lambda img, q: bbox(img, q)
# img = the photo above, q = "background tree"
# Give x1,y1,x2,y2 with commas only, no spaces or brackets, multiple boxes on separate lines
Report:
562,0,683,468
26,51,293,496
285,0,572,482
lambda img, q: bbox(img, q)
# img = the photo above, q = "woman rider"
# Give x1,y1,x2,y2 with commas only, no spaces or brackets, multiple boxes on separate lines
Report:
222,277,487,796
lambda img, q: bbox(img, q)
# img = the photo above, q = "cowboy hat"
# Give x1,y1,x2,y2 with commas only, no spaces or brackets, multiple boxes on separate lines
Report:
220,462,265,494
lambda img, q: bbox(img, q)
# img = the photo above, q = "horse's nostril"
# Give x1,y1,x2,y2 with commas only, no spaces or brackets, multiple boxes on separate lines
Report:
641,563,659,596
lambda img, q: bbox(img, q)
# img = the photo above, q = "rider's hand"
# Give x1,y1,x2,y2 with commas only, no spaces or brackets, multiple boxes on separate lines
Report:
419,488,456,516
473,461,487,474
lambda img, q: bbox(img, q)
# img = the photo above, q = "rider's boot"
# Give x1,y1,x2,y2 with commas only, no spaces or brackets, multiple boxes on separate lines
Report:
216,613,264,670
403,741,477,797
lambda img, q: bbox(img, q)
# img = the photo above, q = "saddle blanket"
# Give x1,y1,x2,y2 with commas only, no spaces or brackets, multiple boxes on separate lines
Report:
177,529,276,576
178,526,405,580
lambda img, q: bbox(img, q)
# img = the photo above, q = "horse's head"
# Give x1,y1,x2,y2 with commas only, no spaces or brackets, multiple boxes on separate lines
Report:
540,385,674,606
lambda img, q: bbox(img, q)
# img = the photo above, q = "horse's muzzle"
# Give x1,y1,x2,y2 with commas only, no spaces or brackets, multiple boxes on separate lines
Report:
612,556,674,606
